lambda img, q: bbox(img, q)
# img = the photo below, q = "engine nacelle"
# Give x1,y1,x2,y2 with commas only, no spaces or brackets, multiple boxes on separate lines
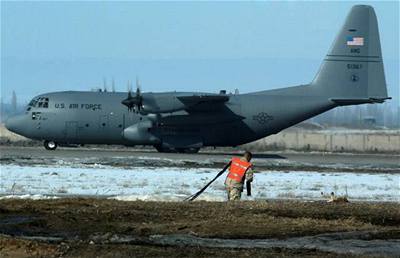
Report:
140,94,186,115
123,120,160,144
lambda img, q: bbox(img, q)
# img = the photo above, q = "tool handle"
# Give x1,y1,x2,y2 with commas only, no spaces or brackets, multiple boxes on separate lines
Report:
185,161,231,202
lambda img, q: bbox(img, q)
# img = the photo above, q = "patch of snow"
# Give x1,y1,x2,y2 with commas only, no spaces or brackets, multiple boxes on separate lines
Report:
0,194,59,200
0,164,398,202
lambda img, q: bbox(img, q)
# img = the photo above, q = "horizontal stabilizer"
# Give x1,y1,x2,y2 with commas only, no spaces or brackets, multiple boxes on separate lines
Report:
330,97,391,106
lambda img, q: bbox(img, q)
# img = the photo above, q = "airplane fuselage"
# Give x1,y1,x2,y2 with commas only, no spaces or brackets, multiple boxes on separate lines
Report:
7,86,337,151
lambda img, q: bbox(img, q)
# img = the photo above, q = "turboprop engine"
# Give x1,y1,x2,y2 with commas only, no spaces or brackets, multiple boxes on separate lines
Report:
139,94,186,115
121,80,186,115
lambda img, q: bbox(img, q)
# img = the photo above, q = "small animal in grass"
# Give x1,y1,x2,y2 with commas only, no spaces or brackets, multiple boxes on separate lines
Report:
321,192,349,203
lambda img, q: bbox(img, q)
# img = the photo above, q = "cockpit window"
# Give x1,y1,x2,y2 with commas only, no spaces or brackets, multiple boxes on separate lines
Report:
28,97,49,109
28,99,38,107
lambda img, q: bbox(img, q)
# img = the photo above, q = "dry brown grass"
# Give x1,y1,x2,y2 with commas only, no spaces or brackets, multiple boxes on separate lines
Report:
0,199,398,257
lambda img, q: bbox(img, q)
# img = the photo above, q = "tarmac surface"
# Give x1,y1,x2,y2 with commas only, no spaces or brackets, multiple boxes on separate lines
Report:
1,146,399,172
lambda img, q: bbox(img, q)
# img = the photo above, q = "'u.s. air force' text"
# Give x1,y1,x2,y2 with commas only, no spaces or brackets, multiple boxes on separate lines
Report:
55,103,102,110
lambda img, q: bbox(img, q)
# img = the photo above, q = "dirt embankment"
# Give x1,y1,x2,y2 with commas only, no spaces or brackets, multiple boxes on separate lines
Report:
0,199,399,257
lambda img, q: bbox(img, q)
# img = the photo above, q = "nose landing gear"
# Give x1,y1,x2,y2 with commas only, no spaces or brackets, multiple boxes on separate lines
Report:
44,140,58,150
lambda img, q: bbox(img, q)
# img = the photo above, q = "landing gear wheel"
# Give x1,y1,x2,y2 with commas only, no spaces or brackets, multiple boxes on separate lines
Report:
154,145,200,154
44,140,58,150
187,148,200,154
154,145,173,153
177,148,200,154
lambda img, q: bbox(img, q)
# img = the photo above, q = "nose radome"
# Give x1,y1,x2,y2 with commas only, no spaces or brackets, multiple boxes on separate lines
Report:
5,115,25,135
5,117,15,131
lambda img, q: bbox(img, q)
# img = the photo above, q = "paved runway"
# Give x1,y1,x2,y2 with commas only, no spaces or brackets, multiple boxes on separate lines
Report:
1,146,399,172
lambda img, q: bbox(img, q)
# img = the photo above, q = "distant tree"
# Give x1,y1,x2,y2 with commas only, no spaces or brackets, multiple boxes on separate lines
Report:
397,106,400,128
103,77,108,92
385,105,393,128
367,103,378,119
0,96,3,120
111,77,116,92
356,106,362,126
11,90,17,113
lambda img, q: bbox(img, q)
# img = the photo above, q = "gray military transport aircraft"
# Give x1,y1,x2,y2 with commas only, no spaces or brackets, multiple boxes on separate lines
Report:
5,5,391,153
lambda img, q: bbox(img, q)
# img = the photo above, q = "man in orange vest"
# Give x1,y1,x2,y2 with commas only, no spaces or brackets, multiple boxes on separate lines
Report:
225,151,254,201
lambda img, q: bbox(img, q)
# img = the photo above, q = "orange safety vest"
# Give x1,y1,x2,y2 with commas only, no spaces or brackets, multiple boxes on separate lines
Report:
227,157,252,183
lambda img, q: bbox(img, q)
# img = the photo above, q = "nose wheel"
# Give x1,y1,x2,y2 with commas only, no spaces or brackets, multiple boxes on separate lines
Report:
44,140,58,150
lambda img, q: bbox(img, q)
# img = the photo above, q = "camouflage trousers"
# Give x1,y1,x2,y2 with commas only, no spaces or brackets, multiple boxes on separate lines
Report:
226,187,242,201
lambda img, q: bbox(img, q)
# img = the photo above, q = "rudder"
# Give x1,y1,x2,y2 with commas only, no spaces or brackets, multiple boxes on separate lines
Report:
312,5,388,100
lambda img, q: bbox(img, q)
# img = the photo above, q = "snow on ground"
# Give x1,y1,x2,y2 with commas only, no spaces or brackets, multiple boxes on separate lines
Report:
0,164,398,202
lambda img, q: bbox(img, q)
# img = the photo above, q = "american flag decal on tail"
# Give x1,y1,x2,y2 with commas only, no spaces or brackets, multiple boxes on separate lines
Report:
347,36,364,46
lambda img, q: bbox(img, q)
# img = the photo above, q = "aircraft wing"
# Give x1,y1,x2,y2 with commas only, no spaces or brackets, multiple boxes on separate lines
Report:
177,95,229,112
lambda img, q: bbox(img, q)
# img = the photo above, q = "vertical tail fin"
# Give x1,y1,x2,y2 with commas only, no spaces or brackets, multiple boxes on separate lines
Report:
312,5,389,100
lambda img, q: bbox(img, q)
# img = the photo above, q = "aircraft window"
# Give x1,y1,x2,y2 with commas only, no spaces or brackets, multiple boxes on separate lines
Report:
28,99,38,107
32,112,41,120
35,97,49,108
28,97,49,108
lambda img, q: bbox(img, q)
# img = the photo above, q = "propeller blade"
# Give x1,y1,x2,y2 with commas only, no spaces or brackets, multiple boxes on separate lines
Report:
122,78,144,113
136,77,141,92
134,77,142,113
127,80,132,93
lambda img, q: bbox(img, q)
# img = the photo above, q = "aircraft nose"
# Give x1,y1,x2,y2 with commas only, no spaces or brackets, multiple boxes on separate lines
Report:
5,115,25,135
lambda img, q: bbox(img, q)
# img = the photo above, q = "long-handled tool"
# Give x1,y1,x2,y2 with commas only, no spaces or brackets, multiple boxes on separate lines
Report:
184,162,231,202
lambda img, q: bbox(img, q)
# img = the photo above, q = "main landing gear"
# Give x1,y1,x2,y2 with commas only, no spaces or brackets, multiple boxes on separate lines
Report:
154,145,200,154
44,140,58,150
